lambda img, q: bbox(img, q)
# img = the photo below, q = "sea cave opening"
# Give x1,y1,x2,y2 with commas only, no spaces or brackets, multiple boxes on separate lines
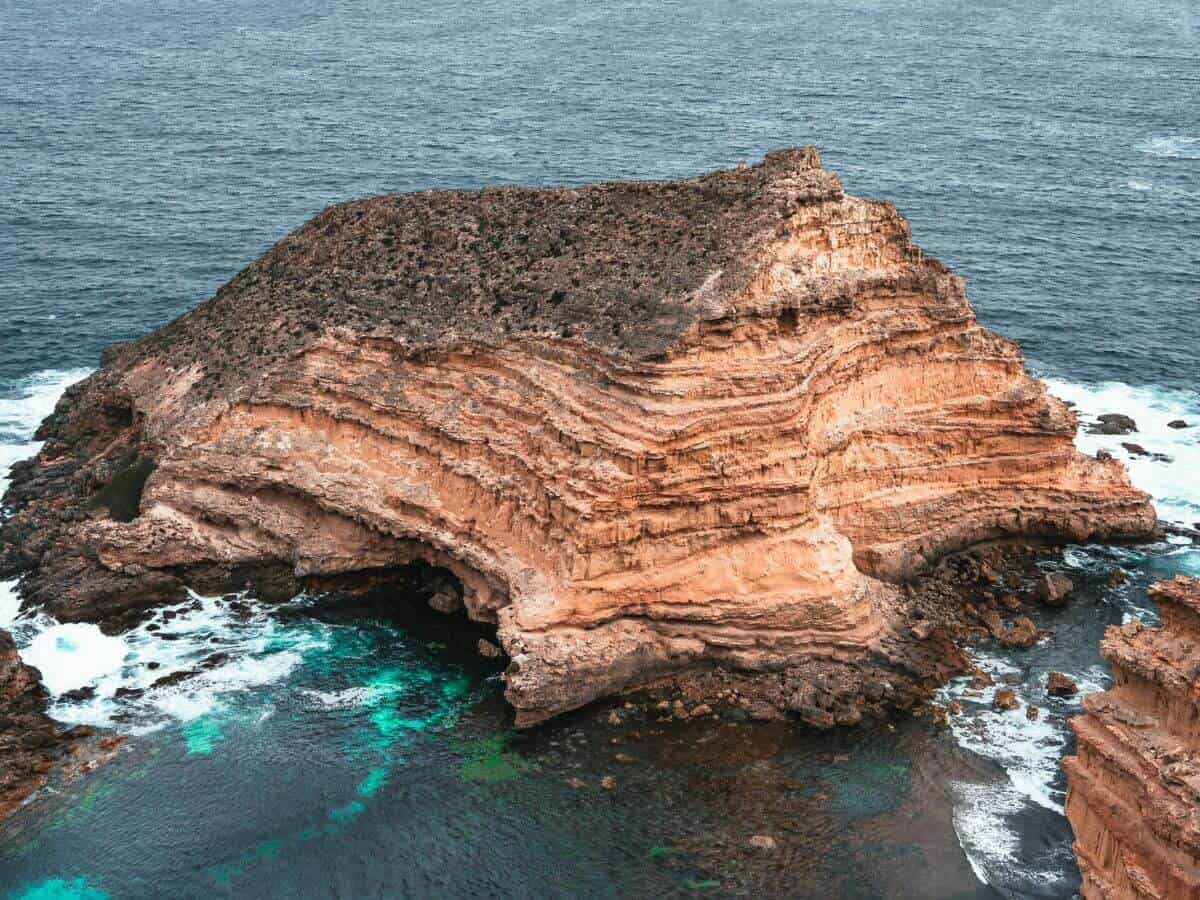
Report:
292,560,508,681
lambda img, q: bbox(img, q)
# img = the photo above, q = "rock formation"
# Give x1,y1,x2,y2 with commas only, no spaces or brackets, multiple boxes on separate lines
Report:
1065,577,1200,899
0,629,89,820
0,147,1154,725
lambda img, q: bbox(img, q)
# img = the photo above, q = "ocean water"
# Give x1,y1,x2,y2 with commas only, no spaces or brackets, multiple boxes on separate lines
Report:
1,0,1198,896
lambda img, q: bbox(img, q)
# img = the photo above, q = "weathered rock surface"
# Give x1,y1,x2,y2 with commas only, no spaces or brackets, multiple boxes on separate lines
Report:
1047,671,1078,697
1065,577,1200,899
0,148,1154,725
1089,414,1139,436
1037,572,1075,607
0,629,86,819
998,616,1039,648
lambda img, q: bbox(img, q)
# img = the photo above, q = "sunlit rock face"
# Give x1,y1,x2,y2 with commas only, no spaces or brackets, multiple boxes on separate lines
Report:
0,148,1154,724
1065,577,1200,900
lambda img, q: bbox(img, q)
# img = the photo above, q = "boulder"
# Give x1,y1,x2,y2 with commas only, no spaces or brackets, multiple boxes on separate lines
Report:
910,620,936,641
1036,573,1074,607
1046,671,1078,697
476,638,502,659
1088,413,1138,435
427,588,463,615
997,616,1039,648
993,688,1020,711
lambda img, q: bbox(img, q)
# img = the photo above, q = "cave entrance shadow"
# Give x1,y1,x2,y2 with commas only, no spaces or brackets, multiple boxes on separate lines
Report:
281,562,506,682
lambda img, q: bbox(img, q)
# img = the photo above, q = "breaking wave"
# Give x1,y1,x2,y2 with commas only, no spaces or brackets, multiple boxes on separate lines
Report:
5,589,327,734
1046,377,1200,526
1136,135,1200,160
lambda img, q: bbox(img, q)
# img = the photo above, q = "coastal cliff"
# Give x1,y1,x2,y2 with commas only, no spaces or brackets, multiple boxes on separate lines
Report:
0,148,1154,725
1065,577,1200,899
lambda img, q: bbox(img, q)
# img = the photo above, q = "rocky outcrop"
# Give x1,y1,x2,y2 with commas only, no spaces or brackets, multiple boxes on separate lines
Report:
1065,577,1200,899
0,148,1154,725
1,629,79,819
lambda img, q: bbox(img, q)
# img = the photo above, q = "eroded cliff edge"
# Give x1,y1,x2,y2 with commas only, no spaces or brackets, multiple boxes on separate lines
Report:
1065,577,1200,899
0,148,1154,725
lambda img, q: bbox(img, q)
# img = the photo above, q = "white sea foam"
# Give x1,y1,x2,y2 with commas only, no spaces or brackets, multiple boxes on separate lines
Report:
939,637,1124,887
10,592,327,731
1125,178,1153,191
1137,135,1200,160
951,781,1058,888
941,651,1081,815
301,684,400,709
941,380,1200,884
0,369,92,498
942,655,1090,890
1045,378,1200,525
0,369,327,733
22,622,129,695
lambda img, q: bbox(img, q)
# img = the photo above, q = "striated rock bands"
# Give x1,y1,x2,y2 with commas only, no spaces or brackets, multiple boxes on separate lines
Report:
0,148,1153,725
1065,577,1200,900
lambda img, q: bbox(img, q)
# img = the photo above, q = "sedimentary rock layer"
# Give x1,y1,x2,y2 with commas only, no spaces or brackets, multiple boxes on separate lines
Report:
1065,577,1200,900
0,148,1154,724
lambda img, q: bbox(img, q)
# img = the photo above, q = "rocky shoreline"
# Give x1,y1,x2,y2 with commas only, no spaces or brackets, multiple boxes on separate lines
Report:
0,628,121,823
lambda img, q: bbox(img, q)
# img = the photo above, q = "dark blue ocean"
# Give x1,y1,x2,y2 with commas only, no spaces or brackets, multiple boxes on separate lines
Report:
1,1,1198,897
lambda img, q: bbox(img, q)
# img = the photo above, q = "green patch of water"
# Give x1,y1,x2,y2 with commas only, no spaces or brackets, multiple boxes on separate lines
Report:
357,767,388,798
183,718,223,755
647,846,683,858
11,877,108,900
328,801,366,824
199,622,479,889
811,748,912,821
459,735,533,784
1148,548,1200,580
440,673,471,700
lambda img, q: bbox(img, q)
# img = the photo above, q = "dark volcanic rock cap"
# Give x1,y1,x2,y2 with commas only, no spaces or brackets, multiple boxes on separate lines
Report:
112,147,843,387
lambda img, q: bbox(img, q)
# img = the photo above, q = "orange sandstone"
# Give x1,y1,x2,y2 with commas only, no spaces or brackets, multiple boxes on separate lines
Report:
0,148,1154,724
1065,577,1200,900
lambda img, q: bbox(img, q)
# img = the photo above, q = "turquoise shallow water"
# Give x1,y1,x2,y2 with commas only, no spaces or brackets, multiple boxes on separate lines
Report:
2,532,1198,898
1,0,1198,896
0,591,995,899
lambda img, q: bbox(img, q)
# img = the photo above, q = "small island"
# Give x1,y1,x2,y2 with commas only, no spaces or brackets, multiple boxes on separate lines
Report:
0,151,1159,832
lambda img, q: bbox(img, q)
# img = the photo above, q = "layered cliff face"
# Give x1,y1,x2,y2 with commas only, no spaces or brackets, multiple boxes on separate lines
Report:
1065,577,1200,899
0,148,1154,725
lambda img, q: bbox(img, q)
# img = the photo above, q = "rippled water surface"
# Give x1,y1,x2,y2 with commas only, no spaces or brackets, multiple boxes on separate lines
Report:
1,0,1198,897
